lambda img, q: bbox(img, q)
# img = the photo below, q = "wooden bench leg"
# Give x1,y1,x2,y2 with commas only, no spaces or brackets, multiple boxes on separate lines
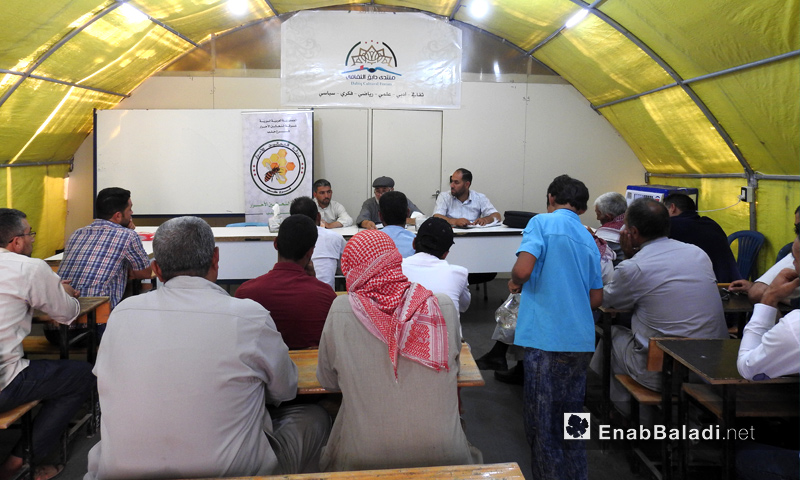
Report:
21,410,34,480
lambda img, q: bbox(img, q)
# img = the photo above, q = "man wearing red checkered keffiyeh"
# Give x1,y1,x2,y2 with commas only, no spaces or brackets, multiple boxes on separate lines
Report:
341,229,449,376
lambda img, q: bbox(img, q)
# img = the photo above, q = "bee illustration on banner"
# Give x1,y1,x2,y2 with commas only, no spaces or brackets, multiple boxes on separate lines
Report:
249,140,306,196
264,165,281,183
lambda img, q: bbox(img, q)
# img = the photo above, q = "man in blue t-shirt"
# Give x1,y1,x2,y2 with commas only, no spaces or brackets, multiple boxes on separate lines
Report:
508,174,603,480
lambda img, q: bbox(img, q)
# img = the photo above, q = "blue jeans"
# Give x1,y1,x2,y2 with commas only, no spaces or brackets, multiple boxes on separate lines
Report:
0,360,95,460
523,348,591,480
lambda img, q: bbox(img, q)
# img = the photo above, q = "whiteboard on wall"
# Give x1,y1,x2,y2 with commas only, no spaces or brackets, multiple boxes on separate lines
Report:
96,109,252,215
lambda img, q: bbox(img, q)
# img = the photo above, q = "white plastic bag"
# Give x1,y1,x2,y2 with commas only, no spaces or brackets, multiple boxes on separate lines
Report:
492,293,520,344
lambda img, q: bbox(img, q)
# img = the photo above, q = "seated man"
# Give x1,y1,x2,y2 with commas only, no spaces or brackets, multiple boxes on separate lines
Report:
86,217,330,479
236,215,337,349
0,209,94,480
434,168,501,227
735,229,800,480
50,187,151,344
379,191,416,258
737,227,799,380
594,199,728,405
317,230,482,471
402,217,470,314
593,191,628,265
729,206,800,305
289,196,346,290
664,193,741,283
356,176,424,230
313,179,353,228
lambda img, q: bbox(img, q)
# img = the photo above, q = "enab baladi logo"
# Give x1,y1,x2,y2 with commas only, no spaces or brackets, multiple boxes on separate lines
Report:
249,140,307,196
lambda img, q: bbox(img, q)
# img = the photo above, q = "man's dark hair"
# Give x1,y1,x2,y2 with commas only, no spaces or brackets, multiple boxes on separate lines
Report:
153,216,215,282
0,208,27,246
290,196,318,222
795,205,799,215
795,222,799,236
313,179,331,193
626,198,670,240
415,217,454,259
379,191,408,226
276,214,318,261
546,174,589,211
455,168,472,184
663,193,697,213
96,187,131,220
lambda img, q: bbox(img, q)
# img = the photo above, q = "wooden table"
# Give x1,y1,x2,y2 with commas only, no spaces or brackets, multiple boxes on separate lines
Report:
32,296,110,363
656,338,799,480
205,462,524,480
290,343,484,395
46,226,522,279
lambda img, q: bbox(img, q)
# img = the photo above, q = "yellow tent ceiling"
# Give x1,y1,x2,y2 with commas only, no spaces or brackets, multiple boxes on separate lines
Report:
1,0,798,261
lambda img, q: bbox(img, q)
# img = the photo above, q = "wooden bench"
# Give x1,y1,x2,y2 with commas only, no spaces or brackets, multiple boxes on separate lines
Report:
22,336,87,357
0,401,39,480
290,343,484,395
613,338,677,479
202,462,524,480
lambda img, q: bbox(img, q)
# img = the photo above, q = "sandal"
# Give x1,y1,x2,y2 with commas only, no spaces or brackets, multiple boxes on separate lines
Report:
34,464,64,480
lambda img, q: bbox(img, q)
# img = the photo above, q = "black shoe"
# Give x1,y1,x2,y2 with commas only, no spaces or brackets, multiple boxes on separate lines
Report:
494,362,524,385
475,352,508,371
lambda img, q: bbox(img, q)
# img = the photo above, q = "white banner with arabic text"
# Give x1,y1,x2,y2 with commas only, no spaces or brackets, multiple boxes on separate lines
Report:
282,11,461,109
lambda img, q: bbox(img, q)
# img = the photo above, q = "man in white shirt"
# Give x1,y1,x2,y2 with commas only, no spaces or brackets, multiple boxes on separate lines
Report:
729,206,799,305
737,229,800,380
402,217,470,313
313,179,353,228
86,216,330,479
290,196,346,290
434,168,501,227
0,208,93,480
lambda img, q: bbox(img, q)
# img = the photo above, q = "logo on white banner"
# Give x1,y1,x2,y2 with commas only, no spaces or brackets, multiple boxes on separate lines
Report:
564,413,591,440
342,41,402,81
249,140,307,196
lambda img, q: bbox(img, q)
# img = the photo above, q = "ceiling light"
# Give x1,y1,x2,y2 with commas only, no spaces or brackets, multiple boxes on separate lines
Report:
469,1,489,19
493,62,500,76
228,0,249,16
565,9,589,29
118,3,148,23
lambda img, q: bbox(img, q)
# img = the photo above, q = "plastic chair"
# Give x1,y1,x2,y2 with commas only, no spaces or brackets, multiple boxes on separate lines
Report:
776,241,793,264
727,230,766,281
225,222,268,227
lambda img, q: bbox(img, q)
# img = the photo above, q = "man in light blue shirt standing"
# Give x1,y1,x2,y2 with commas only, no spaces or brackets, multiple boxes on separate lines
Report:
508,174,603,480
379,191,416,258
434,168,501,227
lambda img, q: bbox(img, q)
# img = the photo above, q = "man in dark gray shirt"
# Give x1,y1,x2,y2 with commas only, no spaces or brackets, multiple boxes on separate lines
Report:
356,176,423,229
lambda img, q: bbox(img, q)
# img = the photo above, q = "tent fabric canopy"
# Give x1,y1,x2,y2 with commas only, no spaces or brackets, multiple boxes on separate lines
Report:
1,0,798,262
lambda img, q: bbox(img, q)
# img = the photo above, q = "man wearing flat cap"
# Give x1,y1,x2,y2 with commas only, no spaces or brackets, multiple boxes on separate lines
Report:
402,217,470,314
356,176,424,230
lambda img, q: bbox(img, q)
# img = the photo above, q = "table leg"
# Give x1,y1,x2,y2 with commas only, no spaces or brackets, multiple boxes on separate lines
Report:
602,311,612,425
721,385,736,480
661,354,674,480
87,309,99,436
676,365,689,480
87,310,97,364
59,324,69,360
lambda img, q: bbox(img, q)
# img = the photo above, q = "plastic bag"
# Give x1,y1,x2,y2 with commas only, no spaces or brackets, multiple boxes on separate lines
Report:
492,293,520,344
